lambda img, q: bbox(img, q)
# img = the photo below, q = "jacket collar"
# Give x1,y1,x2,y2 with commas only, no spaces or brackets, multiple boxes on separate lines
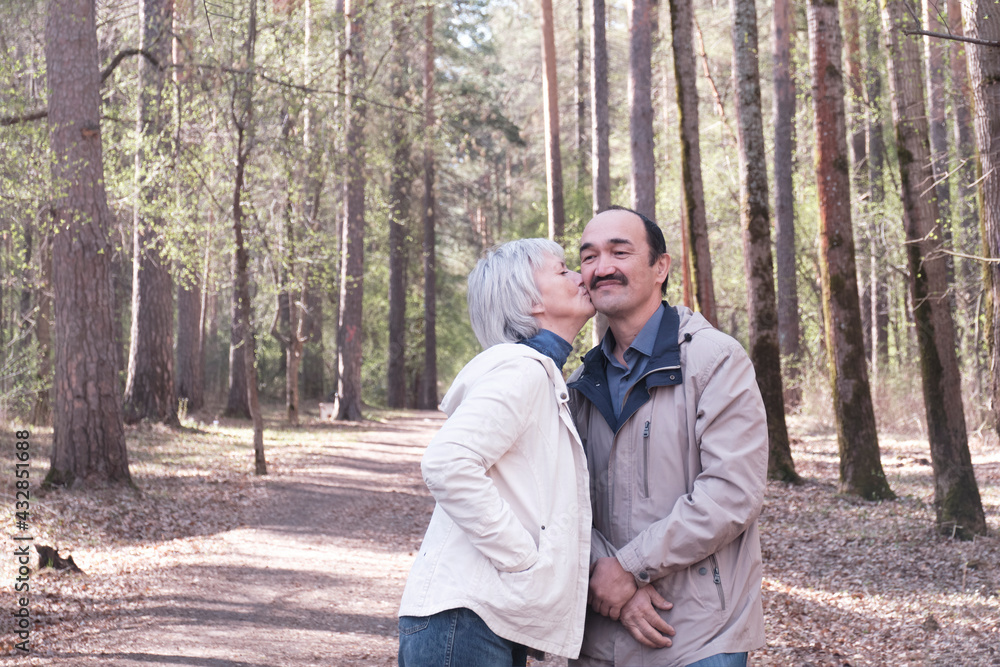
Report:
569,301,683,433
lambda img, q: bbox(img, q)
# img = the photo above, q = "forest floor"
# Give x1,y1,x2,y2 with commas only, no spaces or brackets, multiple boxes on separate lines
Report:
0,402,998,667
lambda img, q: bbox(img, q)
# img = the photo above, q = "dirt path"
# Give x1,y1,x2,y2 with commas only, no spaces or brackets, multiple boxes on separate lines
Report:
6,411,451,666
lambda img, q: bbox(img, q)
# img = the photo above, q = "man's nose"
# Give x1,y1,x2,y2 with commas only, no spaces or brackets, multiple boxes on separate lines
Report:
592,257,616,276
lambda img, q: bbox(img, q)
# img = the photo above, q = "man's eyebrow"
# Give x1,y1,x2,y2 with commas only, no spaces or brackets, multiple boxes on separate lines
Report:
580,238,636,252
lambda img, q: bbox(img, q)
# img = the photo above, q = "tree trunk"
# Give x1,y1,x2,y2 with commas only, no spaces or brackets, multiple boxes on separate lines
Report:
30,232,52,426
301,290,324,398
629,0,656,217
865,13,890,368
922,0,951,229
299,0,325,406
225,263,251,419
591,0,611,216
731,0,799,483
772,0,800,401
417,4,438,410
335,0,367,421
123,0,178,426
961,0,1000,435
668,0,716,325
45,0,131,488
232,0,266,474
176,277,204,413
949,0,984,394
540,0,566,241
882,0,985,537
807,0,893,500
387,0,411,409
590,0,612,345
842,0,867,184
576,0,588,189
172,0,203,416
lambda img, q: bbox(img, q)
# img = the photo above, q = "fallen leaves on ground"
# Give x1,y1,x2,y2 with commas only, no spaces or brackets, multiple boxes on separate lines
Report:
0,407,997,666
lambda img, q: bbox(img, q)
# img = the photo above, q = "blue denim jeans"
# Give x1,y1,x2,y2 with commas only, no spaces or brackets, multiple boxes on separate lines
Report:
685,652,748,667
398,608,528,667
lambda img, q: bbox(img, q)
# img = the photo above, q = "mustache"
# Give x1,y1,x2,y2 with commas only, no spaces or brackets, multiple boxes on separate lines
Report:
589,272,629,290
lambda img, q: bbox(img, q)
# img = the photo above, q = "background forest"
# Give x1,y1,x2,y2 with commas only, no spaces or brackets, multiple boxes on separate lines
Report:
0,0,998,534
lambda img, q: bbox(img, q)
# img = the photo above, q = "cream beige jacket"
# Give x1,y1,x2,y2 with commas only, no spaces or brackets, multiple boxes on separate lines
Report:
568,305,768,666
398,344,592,658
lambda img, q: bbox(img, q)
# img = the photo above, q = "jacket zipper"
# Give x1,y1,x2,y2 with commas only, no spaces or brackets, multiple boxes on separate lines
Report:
620,364,681,411
641,420,650,498
709,554,727,611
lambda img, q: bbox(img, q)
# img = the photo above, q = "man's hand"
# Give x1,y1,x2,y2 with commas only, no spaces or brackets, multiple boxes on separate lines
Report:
588,557,638,620
620,585,675,649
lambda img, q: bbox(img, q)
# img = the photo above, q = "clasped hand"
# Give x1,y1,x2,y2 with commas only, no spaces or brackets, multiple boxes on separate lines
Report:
588,557,676,649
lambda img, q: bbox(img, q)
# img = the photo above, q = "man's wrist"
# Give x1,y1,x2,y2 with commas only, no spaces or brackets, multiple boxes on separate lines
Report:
616,546,652,587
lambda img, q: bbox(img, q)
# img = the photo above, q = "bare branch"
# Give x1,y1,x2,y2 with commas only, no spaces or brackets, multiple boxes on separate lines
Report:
100,47,161,82
2,48,161,127
0,109,47,127
902,29,1000,48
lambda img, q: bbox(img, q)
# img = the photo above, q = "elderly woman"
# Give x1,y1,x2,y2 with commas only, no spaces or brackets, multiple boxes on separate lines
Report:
398,238,596,666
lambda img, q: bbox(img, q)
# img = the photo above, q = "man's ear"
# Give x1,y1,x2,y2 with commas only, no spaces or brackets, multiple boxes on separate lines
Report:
656,253,671,286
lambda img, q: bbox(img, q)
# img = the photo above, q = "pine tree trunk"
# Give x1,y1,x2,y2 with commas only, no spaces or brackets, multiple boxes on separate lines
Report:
960,0,1000,437
591,0,611,216
45,0,131,488
335,0,367,421
123,0,178,426
807,0,893,500
540,0,566,240
668,0,716,325
731,0,799,483
576,0,588,189
771,0,800,400
629,0,656,217
419,3,438,410
590,0,612,345
882,0,985,537
387,0,411,409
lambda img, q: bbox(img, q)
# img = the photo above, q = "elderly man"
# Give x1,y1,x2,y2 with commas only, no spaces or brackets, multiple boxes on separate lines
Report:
567,206,768,667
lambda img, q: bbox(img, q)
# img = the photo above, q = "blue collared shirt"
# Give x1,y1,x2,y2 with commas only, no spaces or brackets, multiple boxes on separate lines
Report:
602,304,666,417
519,328,574,370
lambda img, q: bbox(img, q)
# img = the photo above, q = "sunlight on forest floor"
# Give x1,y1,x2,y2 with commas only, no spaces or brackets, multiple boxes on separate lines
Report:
0,404,997,665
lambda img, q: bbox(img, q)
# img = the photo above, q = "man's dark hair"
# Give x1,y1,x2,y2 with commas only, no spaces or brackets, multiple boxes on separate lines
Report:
604,204,669,294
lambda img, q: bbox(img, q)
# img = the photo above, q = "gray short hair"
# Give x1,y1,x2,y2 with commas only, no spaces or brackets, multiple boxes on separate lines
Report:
467,238,565,348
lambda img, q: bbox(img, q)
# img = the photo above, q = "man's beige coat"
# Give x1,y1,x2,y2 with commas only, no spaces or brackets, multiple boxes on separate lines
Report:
569,306,768,666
